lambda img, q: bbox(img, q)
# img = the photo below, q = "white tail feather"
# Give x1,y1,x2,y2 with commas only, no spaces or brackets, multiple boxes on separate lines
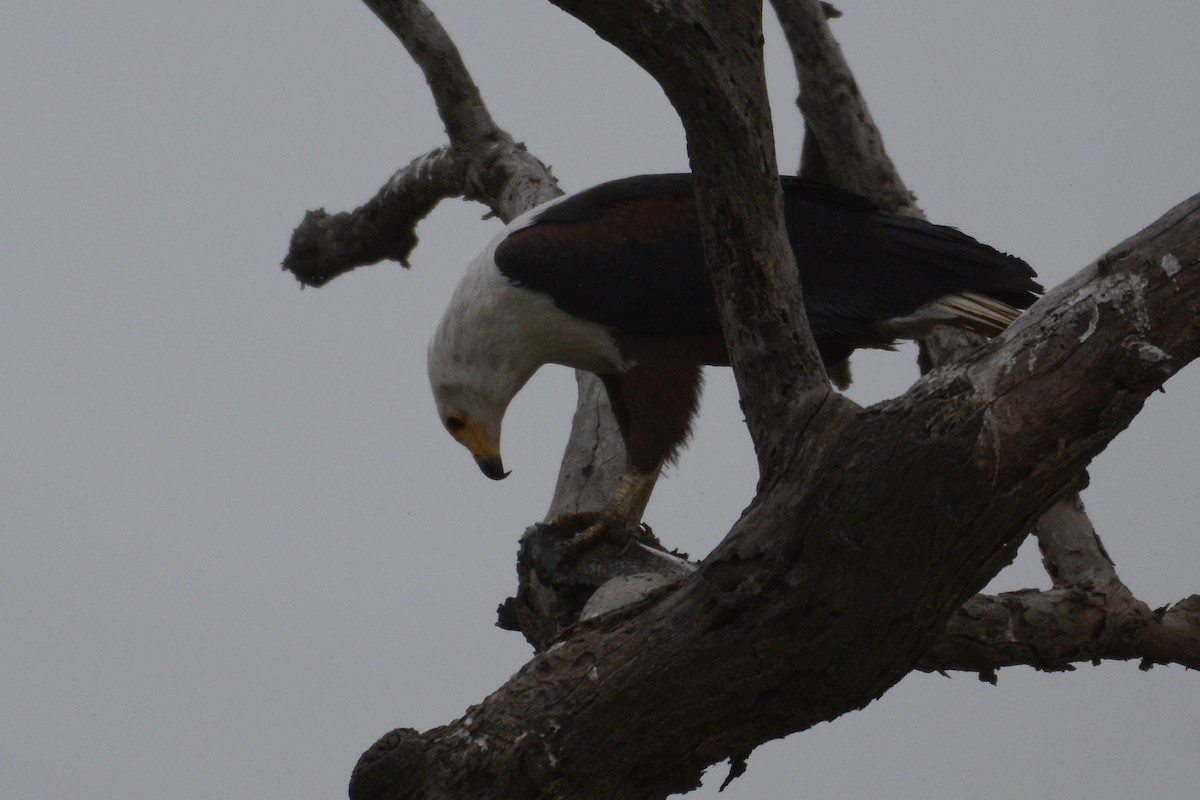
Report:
876,291,1022,339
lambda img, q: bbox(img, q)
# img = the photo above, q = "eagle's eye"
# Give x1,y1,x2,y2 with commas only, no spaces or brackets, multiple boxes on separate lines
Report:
444,415,466,433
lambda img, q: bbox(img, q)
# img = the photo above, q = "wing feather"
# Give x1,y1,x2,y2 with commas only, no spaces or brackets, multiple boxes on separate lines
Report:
493,174,1041,364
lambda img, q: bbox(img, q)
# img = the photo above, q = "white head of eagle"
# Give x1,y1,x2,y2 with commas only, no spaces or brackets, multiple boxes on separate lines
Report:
427,174,1040,538
427,202,627,481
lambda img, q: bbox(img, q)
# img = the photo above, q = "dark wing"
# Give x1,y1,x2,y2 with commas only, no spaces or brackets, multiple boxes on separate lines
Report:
494,175,720,335
494,173,1041,362
779,176,1041,346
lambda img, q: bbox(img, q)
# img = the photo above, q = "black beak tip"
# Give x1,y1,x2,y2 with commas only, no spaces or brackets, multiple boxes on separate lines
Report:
478,457,510,481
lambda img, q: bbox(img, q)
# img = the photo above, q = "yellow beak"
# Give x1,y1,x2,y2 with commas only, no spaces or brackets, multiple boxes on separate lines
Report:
453,419,508,480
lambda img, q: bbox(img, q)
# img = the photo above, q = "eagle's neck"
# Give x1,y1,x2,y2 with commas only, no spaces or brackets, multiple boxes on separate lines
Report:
427,240,627,429
442,235,626,377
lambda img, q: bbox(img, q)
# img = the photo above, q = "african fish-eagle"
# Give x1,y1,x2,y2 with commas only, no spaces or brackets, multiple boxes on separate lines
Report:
428,174,1040,550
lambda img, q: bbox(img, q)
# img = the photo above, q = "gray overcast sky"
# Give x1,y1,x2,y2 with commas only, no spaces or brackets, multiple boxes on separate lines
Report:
3,2,1198,798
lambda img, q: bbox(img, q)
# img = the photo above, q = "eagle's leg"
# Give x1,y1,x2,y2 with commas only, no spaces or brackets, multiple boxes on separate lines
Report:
553,468,662,554
550,361,702,554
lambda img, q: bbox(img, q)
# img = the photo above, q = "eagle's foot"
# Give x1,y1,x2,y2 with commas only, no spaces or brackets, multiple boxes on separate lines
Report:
548,512,657,558
548,470,662,559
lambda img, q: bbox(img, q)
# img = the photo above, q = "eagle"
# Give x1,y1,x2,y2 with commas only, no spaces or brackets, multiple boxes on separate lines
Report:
428,174,1040,550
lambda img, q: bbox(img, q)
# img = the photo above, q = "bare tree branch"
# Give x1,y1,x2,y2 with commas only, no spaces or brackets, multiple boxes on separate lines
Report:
282,148,464,287
921,493,1200,674
921,493,1196,676
363,0,500,147
771,0,918,215
282,0,561,288
920,587,1200,675
1035,494,1118,587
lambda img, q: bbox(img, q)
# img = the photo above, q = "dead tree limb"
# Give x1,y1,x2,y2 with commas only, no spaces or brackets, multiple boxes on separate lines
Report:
772,0,919,214
283,0,561,288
